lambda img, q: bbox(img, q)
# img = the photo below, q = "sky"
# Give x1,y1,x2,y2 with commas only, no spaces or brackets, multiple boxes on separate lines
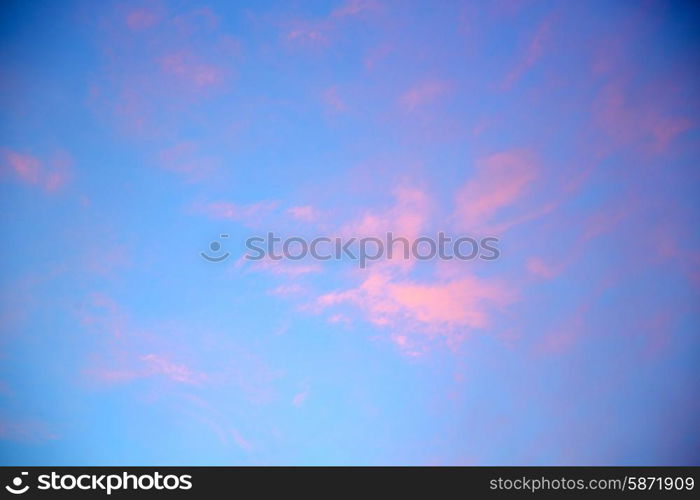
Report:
0,0,699,465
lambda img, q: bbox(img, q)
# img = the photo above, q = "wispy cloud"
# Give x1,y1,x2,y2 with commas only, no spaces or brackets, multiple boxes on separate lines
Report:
1,149,73,193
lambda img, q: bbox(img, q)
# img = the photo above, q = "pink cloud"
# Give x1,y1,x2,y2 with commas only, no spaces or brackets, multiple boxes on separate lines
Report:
287,204,320,222
453,150,538,232
1,148,73,193
399,79,452,111
45,151,74,192
231,428,253,451
159,51,224,89
501,15,554,90
90,369,141,384
317,270,514,340
172,7,219,34
283,0,379,48
179,394,260,450
649,221,700,288
77,291,131,339
581,205,631,242
0,417,58,443
88,350,209,387
77,293,286,410
323,86,348,113
305,177,518,349
269,284,304,296
78,293,207,385
363,43,393,70
526,257,560,280
390,333,425,357
537,316,582,355
2,150,40,184
243,255,322,277
341,185,430,241
287,28,327,43
292,390,309,407
328,313,351,325
593,79,694,155
126,7,162,30
533,280,615,357
141,353,207,385
389,278,510,327
193,200,278,227
84,244,131,277
331,0,380,19
158,141,219,181
89,5,237,136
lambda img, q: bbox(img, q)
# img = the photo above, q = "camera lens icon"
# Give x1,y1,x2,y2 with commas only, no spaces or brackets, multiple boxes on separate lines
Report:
201,234,230,262
5,472,29,494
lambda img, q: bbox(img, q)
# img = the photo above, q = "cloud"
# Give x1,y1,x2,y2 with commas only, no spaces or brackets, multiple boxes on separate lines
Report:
399,79,452,111
340,185,430,242
243,255,322,277
328,313,351,325
453,150,538,232
157,141,220,181
501,14,555,90
323,86,348,113
331,0,380,19
318,271,514,335
171,7,220,34
283,0,381,48
230,428,253,451
269,284,304,296
292,390,309,407
0,417,58,443
287,205,320,222
363,43,393,70
141,353,208,385
286,27,329,45
83,244,131,278
78,293,211,388
526,257,560,280
387,277,512,327
88,4,238,136
593,79,694,155
0,148,73,193
77,292,129,338
159,50,224,89
125,7,163,30
88,354,208,387
390,333,425,357
193,200,278,227
3,150,40,184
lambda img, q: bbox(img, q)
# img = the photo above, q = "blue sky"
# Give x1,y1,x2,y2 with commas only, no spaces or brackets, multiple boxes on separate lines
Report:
1,0,699,465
